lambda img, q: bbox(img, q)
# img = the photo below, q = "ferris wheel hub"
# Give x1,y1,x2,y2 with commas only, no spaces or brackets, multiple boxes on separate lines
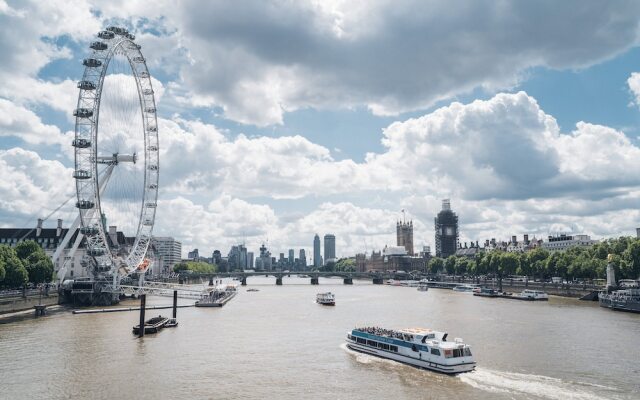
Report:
96,152,137,164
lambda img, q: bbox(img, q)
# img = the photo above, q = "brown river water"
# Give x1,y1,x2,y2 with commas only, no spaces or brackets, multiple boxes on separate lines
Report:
1,276,639,399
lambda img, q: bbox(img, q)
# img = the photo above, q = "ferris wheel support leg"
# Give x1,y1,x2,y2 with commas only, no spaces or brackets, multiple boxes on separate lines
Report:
52,215,81,267
56,231,85,282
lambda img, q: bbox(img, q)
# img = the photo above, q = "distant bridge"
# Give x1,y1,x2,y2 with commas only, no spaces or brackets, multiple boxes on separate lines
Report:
176,270,419,286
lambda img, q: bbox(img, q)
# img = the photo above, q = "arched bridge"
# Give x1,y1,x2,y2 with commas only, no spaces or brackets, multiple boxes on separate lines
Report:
178,270,413,286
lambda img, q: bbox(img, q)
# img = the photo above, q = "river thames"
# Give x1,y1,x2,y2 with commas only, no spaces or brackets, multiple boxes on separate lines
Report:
1,276,639,399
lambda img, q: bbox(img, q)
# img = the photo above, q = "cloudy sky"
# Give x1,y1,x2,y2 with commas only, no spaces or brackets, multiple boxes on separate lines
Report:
2,0,640,261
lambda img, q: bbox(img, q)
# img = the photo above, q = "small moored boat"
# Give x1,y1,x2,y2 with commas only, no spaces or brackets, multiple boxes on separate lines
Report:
132,315,169,335
316,292,335,306
164,318,178,327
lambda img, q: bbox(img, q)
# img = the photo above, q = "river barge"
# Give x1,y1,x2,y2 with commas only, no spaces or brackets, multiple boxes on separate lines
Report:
132,315,169,335
500,289,549,301
599,288,640,313
472,288,499,298
346,326,475,374
195,284,238,307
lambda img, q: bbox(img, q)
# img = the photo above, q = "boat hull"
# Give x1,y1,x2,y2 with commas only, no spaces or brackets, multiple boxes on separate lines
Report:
317,301,335,306
599,298,640,313
346,342,475,374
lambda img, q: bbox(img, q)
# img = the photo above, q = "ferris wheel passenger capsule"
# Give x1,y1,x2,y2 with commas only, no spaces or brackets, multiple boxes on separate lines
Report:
98,31,115,40
73,170,91,180
90,41,108,51
80,226,99,236
72,138,91,148
77,81,96,90
76,200,95,209
82,58,102,68
73,108,93,118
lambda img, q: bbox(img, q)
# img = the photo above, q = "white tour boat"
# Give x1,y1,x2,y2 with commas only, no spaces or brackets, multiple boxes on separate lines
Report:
516,289,549,301
316,292,335,306
346,327,475,374
452,284,477,293
417,284,429,292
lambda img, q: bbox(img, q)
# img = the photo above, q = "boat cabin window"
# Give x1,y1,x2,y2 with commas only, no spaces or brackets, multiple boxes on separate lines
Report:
378,343,390,351
430,348,441,356
464,347,472,357
356,337,366,344
367,340,377,346
390,345,398,352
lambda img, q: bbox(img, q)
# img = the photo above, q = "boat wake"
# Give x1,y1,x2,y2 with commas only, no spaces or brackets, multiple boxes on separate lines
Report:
459,368,624,400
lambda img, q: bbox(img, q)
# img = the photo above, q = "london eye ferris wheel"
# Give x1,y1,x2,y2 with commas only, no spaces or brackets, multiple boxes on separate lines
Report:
72,26,159,284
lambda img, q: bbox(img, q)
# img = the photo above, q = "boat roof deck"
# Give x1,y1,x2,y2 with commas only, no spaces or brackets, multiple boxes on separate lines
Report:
398,327,434,335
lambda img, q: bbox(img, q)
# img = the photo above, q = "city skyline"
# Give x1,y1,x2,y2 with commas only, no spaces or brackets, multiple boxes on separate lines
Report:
2,2,640,259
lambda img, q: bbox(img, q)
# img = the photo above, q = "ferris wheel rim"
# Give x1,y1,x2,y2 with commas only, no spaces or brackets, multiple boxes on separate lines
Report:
72,26,159,280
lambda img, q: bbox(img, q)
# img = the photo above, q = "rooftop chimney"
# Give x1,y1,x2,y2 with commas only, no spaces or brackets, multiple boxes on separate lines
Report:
56,219,63,237
36,218,43,237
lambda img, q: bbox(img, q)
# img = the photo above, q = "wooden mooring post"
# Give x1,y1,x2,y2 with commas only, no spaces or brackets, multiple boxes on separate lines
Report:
138,294,146,338
172,290,178,319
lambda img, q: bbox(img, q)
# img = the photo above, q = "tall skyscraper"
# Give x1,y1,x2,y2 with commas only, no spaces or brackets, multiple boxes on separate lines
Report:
299,249,306,268
435,199,459,258
255,243,272,271
313,234,321,268
324,234,336,264
396,220,414,255
247,252,254,269
288,249,294,264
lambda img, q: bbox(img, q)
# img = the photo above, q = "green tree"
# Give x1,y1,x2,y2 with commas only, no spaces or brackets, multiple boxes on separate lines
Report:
444,256,456,275
527,248,549,280
499,252,519,278
0,245,28,288
14,240,53,283
14,240,41,260
454,257,472,276
428,257,444,274
27,258,54,283
174,261,217,274
335,258,355,272
173,262,189,272
622,239,640,280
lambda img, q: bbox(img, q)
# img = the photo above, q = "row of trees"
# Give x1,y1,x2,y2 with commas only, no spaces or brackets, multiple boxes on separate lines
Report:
429,236,640,282
173,261,218,274
0,241,54,288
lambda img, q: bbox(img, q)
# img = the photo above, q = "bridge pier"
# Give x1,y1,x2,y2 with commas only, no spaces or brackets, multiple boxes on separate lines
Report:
343,277,353,285
276,276,283,285
241,277,247,286
372,277,384,285
310,277,319,285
